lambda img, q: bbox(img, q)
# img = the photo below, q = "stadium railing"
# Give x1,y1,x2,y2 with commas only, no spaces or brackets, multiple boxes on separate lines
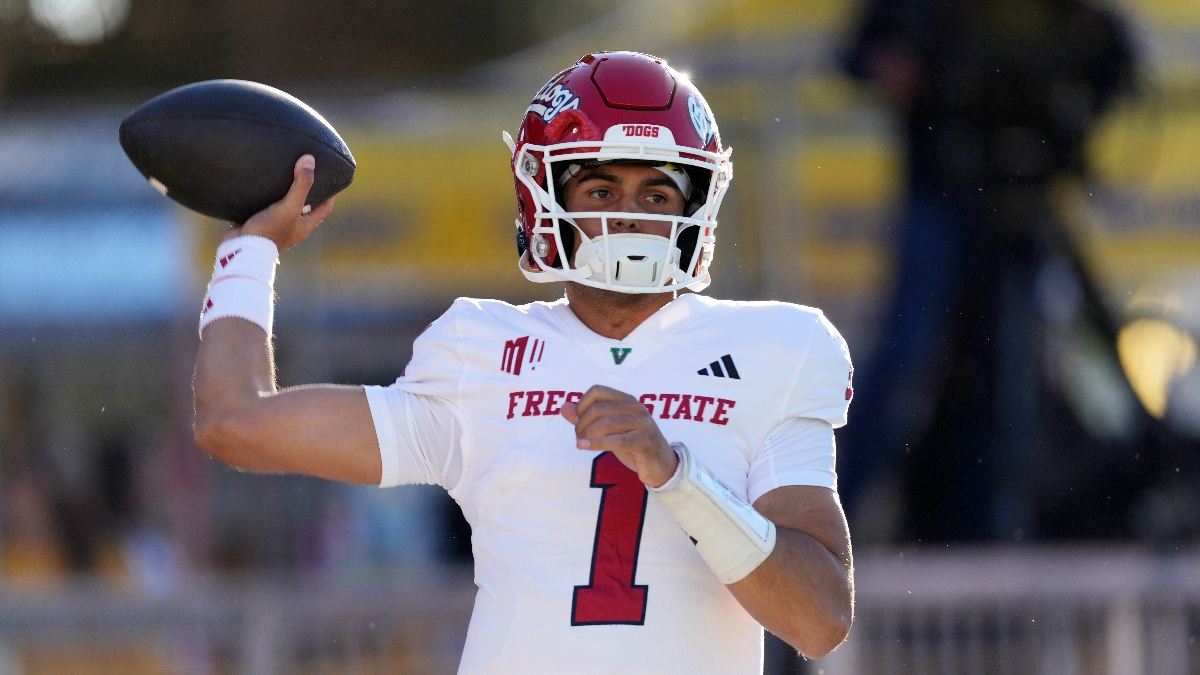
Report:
817,547,1200,675
0,548,1195,674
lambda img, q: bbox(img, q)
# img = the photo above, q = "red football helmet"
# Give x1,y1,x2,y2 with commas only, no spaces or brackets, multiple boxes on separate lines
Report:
505,51,733,293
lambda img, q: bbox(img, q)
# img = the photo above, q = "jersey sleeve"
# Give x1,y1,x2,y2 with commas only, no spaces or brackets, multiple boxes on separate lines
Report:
784,311,854,428
364,387,464,490
747,417,837,503
363,300,472,490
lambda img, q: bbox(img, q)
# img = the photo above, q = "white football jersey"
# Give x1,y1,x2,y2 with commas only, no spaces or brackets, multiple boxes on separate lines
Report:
367,294,853,675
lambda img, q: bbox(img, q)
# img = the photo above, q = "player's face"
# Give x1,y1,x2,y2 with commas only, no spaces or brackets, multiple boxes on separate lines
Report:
561,163,686,242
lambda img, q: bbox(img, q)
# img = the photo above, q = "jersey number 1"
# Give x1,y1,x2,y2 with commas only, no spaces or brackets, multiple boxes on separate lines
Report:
571,452,649,625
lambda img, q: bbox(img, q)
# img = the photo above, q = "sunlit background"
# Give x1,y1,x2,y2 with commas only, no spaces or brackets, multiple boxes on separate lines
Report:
0,0,1198,673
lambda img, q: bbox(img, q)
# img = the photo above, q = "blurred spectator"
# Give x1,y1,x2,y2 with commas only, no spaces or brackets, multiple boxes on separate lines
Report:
840,0,1137,542
3,464,67,588
41,431,176,591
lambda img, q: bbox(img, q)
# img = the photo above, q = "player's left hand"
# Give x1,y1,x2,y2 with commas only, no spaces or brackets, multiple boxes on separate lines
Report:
220,154,335,249
561,385,679,488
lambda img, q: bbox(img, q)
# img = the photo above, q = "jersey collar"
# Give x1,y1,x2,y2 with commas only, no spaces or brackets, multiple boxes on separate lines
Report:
550,293,707,370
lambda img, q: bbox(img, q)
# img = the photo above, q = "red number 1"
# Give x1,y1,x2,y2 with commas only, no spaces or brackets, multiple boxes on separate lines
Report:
571,452,649,625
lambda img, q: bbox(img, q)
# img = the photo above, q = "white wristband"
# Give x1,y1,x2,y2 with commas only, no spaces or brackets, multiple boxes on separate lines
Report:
199,235,279,338
650,443,777,584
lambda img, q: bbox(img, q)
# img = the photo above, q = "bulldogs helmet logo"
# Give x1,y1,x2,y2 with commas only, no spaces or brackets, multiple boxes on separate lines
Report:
526,83,580,123
687,95,714,147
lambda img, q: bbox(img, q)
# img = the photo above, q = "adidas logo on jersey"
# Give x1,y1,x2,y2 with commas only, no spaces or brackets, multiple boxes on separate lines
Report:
501,336,545,376
697,354,740,379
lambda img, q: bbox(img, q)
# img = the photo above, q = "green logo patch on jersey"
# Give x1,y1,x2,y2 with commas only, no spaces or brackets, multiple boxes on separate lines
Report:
610,347,632,365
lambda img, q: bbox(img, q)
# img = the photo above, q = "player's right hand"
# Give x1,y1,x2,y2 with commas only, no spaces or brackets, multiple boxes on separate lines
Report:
561,385,679,489
222,154,335,250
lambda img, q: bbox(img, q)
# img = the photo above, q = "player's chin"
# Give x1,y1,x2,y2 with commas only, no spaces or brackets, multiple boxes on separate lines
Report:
564,281,674,306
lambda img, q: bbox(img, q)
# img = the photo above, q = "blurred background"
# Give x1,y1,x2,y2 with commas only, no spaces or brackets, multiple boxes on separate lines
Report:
0,0,1197,672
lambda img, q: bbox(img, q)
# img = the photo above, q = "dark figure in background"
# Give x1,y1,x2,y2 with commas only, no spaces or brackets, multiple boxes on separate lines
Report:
53,435,139,574
840,0,1134,541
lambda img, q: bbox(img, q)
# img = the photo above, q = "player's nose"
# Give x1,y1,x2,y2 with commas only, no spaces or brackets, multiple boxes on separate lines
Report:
608,195,647,231
608,216,640,232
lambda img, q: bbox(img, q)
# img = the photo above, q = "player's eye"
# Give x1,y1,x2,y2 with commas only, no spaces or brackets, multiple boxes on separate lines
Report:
646,192,668,205
588,188,612,200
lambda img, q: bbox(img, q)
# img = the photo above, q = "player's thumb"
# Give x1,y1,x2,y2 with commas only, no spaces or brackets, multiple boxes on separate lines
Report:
280,155,316,213
560,402,579,424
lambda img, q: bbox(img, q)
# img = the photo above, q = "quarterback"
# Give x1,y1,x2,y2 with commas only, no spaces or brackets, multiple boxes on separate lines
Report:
195,52,854,673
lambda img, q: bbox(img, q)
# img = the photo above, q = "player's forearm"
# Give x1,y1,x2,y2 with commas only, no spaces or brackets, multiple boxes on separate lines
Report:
728,526,853,658
194,317,277,462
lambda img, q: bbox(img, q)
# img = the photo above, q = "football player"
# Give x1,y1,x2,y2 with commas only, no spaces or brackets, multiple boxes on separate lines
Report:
194,51,854,673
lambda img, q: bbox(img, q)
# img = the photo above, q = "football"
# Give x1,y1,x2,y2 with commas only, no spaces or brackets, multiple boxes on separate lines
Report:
119,79,355,223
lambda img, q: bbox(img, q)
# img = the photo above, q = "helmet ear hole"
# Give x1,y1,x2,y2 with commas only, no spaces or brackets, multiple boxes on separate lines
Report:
516,225,529,256
556,222,576,269
683,166,711,217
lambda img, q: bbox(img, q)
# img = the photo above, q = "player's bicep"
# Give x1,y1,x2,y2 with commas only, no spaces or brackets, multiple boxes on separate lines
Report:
748,415,848,564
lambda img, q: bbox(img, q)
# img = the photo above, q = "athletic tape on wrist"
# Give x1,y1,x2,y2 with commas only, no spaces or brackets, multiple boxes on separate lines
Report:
199,235,279,338
650,442,777,584
648,446,686,493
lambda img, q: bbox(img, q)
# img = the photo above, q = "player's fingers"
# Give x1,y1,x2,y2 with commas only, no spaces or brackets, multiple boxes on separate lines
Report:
573,399,651,434
279,154,317,214
576,414,648,445
296,197,335,239
304,196,335,223
574,385,634,418
573,386,606,417
579,431,646,454
291,218,319,246
575,409,660,448
572,400,624,435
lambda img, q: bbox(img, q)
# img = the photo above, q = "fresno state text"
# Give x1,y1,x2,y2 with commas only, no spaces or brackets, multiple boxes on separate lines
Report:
507,390,736,426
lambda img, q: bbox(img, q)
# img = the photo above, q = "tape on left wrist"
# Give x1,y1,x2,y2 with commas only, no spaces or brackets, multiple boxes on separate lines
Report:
650,442,777,584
